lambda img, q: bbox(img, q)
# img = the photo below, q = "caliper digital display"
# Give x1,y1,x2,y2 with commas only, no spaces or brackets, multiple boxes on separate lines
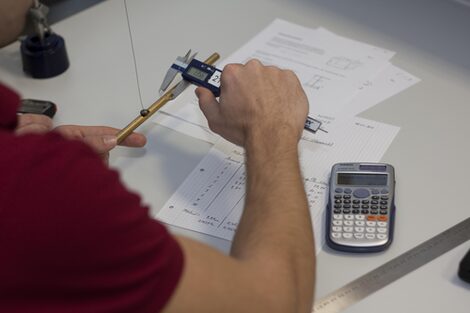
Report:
182,59,222,96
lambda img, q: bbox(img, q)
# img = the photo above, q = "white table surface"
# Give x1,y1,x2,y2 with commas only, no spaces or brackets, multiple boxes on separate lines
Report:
1,0,469,312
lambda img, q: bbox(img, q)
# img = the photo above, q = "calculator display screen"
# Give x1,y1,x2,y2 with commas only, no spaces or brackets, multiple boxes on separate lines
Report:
337,173,387,186
186,67,209,81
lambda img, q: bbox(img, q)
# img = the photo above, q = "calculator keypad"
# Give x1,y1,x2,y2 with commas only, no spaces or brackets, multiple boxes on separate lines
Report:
330,188,390,245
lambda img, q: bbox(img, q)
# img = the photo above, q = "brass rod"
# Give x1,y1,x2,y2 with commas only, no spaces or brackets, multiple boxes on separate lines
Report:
116,52,220,144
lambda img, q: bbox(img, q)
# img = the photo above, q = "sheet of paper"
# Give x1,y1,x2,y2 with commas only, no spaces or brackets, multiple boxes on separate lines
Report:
154,62,418,144
154,19,418,143
156,116,400,254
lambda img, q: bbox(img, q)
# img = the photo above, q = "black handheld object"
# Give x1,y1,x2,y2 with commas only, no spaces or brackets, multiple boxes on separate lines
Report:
19,99,57,118
458,248,470,283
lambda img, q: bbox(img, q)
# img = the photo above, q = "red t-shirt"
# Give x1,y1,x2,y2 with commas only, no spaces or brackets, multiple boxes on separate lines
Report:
0,84,183,312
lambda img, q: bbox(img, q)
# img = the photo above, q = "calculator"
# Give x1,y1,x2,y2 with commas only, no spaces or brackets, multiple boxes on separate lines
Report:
325,163,396,252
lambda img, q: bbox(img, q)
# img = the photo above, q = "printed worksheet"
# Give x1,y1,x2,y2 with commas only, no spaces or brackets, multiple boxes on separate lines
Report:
156,116,400,254
153,19,418,144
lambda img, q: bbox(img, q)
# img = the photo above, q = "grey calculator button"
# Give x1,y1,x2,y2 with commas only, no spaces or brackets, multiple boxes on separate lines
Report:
335,188,343,193
343,233,353,239
344,188,352,194
332,233,342,239
381,189,389,194
371,189,380,194
353,188,370,198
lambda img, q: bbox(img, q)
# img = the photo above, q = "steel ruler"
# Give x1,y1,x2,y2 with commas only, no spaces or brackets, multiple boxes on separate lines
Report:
313,217,470,313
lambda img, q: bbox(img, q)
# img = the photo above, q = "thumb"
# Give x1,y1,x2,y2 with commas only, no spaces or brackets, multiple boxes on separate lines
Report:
83,135,117,155
195,87,221,124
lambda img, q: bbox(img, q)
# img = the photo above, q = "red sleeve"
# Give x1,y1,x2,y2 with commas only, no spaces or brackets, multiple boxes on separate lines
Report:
0,132,183,313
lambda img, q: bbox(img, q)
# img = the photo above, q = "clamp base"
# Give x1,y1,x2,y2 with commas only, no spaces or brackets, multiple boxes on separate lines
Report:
21,32,69,79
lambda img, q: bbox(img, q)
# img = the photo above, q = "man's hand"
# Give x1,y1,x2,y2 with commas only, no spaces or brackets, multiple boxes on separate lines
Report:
196,59,308,148
15,113,53,135
54,125,146,164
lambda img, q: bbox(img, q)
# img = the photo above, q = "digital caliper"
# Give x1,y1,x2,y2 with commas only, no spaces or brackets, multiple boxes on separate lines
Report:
159,50,325,134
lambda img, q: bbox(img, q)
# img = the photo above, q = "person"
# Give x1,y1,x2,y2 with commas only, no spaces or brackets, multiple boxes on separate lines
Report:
0,1,315,312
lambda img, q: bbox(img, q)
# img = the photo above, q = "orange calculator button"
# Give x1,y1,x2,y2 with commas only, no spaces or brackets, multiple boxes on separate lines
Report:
367,215,377,221
378,216,388,222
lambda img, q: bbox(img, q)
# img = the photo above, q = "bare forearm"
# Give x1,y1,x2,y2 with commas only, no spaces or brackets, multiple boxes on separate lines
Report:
231,138,315,313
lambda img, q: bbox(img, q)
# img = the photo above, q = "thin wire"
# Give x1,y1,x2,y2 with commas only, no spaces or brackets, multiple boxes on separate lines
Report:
123,0,145,109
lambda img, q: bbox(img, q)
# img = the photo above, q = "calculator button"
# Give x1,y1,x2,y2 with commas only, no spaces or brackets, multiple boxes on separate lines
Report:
371,200,379,205
380,189,389,194
335,188,343,193
371,189,380,194
332,220,343,226
331,232,342,239
332,226,342,232
355,221,365,226
355,215,365,220
343,227,353,232
352,205,360,209
353,188,370,198
343,233,353,239
361,204,370,209
361,209,369,214
334,209,341,214
353,200,360,204
372,195,379,200
343,209,351,214
345,215,354,220
334,205,342,209
354,233,364,239
355,227,364,233
380,205,388,210
365,233,376,240
377,228,388,233
367,216,377,221
371,210,378,215
343,195,351,199
352,209,360,214
343,204,351,209
377,234,388,240
366,221,376,227
366,227,375,233
344,220,354,226
344,188,352,194
371,205,378,210
343,199,351,204
334,199,342,204
333,214,343,220
380,210,388,215
334,195,342,199
378,216,388,222
362,200,370,204
380,200,388,205
381,196,389,200
378,221,387,227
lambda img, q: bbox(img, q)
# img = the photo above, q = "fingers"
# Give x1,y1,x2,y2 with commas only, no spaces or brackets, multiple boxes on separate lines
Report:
55,125,147,148
15,114,53,135
82,135,118,155
195,87,221,129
